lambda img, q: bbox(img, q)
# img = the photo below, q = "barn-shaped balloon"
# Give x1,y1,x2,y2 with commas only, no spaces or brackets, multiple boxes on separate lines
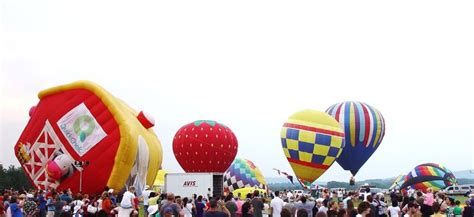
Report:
13,81,163,194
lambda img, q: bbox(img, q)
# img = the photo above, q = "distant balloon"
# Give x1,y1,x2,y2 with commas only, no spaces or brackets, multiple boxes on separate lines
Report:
401,163,457,192
326,101,385,176
173,120,238,172
281,110,344,183
223,158,267,192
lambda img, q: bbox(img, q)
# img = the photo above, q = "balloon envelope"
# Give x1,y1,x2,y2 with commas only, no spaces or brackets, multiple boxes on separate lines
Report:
389,174,406,190
232,187,266,200
223,158,267,192
281,110,344,183
173,120,238,172
13,81,163,194
326,101,385,176
400,163,457,192
153,170,169,186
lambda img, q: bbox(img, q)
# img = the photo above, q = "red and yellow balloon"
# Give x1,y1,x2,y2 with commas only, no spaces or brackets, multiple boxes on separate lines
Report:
281,110,344,183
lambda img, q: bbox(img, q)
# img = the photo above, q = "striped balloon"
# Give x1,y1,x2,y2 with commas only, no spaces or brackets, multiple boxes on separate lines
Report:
400,163,457,192
326,101,385,175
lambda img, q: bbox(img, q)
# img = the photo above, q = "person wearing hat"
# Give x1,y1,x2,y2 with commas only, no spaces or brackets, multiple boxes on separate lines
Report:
24,194,37,217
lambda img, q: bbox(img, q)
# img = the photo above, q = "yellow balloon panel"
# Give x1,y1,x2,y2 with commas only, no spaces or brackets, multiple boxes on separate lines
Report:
281,109,344,183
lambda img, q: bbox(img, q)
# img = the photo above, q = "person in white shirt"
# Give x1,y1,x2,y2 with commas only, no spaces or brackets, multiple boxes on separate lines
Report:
337,190,343,201
343,192,354,209
118,186,137,217
182,198,194,217
271,191,285,217
407,187,415,198
286,192,294,203
387,201,401,217
375,196,387,217
73,205,83,217
70,195,84,214
142,185,153,217
207,188,212,199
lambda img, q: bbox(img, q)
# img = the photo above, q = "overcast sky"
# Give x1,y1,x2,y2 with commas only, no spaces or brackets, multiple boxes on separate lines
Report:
1,1,473,182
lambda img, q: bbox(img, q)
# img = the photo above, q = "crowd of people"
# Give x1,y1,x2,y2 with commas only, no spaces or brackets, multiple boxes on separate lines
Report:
1,187,473,217
265,188,474,217
0,187,119,217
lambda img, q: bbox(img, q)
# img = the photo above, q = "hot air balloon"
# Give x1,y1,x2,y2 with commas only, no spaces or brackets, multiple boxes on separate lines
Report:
400,163,457,192
280,110,345,183
13,81,163,194
389,174,406,191
233,188,267,200
326,101,385,176
223,158,267,192
173,120,238,172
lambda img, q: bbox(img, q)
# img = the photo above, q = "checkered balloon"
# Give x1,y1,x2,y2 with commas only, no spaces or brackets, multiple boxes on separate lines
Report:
223,158,267,192
281,109,344,183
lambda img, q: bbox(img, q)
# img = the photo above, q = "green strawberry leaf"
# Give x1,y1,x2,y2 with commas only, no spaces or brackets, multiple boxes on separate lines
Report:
193,120,216,127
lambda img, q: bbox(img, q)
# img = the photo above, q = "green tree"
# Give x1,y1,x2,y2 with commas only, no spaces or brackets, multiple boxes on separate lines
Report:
0,164,34,190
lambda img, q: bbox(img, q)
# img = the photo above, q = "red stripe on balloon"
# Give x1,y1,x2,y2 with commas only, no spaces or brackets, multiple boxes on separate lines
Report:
361,103,371,146
283,123,344,137
287,158,330,169
335,104,342,120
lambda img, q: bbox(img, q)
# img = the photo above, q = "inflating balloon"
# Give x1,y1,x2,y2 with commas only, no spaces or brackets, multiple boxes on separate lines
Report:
232,187,266,200
173,120,238,172
400,163,457,192
281,110,344,183
223,158,267,192
389,174,406,191
153,169,169,186
13,81,163,194
326,101,385,176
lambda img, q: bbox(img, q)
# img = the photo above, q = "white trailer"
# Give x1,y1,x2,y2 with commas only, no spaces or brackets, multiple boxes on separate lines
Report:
163,173,223,199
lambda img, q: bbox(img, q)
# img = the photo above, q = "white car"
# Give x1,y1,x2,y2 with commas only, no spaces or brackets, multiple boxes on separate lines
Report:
443,185,473,196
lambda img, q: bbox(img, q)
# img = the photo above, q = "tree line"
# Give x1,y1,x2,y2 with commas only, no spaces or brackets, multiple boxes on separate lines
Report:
0,164,33,190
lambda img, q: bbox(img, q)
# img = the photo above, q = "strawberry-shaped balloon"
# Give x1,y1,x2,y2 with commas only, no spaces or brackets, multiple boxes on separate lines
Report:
173,120,238,172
